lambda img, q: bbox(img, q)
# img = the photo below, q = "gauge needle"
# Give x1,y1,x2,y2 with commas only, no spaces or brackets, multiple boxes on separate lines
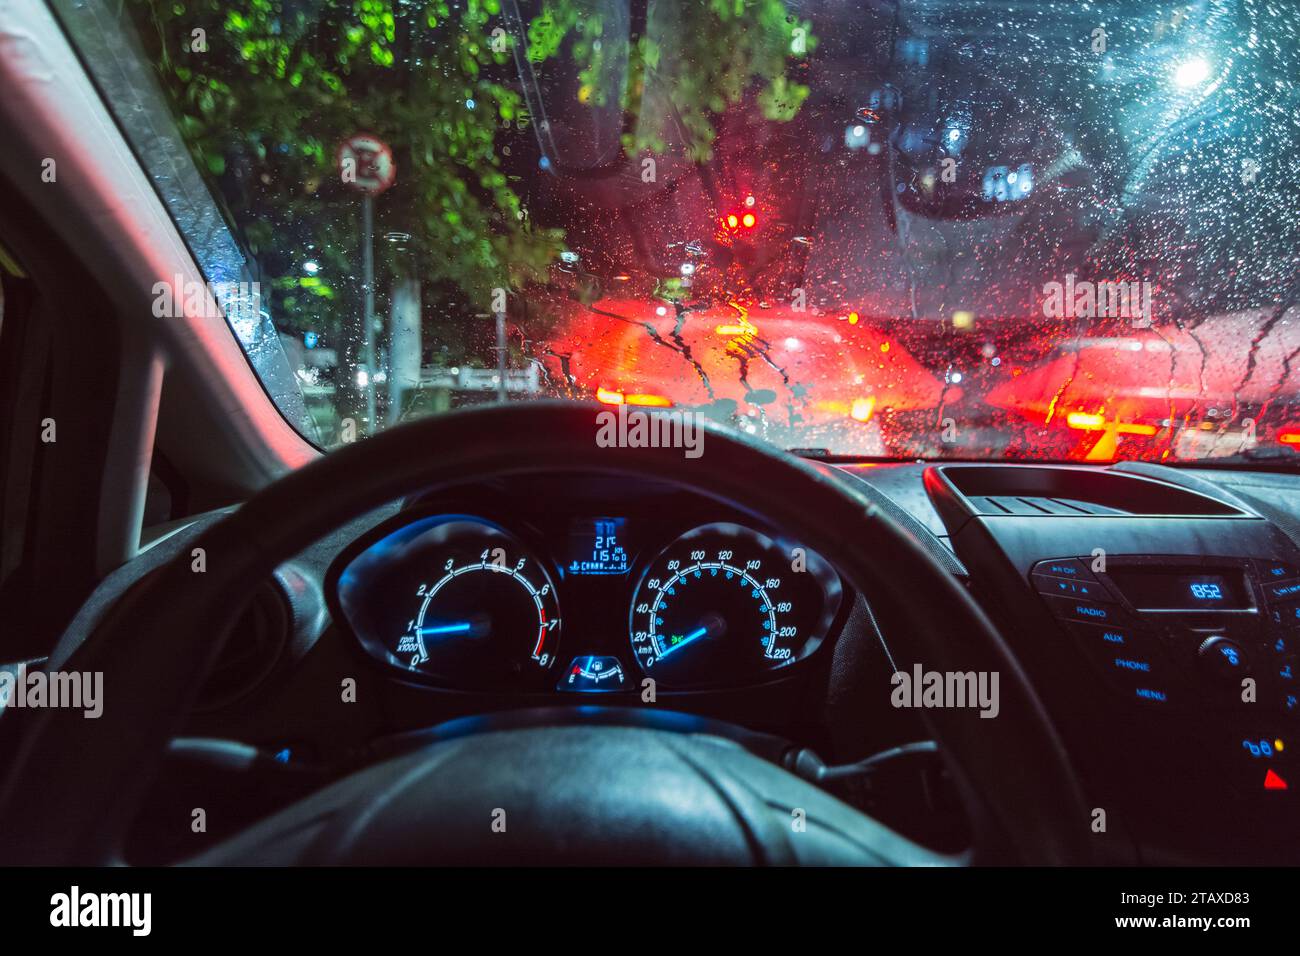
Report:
659,626,707,658
659,614,726,659
420,618,495,643
419,621,473,637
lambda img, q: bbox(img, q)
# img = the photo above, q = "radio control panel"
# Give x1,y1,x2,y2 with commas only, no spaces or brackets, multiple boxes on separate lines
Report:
1032,555,1300,795
1033,556,1298,715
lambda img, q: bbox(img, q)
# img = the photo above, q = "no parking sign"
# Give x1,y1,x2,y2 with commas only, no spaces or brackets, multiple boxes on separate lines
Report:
336,133,396,195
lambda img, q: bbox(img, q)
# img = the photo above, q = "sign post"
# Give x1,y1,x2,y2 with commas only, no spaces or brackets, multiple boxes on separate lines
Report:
337,133,396,432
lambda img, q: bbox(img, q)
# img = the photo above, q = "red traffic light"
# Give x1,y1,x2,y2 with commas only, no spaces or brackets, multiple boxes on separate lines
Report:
722,209,758,232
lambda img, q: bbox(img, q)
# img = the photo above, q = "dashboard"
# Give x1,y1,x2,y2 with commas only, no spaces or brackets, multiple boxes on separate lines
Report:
66,458,1300,864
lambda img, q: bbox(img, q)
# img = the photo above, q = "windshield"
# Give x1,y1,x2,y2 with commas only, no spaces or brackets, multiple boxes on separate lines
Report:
64,0,1300,462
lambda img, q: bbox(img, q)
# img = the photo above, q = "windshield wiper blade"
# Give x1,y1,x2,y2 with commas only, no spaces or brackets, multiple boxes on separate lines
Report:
1167,447,1300,471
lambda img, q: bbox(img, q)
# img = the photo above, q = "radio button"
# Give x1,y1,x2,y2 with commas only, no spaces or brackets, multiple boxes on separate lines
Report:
1267,601,1300,630
1282,692,1300,720
1131,686,1174,705
1256,560,1300,582
1264,633,1295,656
1104,654,1159,676
1262,578,1300,603
1031,572,1112,602
1065,621,1141,650
1032,558,1097,582
1042,594,1127,626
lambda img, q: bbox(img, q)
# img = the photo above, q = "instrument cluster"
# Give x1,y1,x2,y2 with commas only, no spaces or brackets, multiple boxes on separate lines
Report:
329,503,844,693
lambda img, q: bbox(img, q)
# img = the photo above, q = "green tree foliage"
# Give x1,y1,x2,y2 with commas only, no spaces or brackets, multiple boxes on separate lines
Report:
528,0,814,161
130,0,561,340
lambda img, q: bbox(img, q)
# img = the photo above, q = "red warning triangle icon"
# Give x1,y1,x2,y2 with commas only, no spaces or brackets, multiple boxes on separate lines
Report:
1264,768,1289,790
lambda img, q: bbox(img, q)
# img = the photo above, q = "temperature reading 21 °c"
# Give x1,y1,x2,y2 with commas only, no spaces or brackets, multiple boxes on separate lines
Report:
566,517,629,576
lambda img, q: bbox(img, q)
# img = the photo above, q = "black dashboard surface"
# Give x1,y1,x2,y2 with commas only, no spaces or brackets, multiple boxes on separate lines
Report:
35,459,1300,865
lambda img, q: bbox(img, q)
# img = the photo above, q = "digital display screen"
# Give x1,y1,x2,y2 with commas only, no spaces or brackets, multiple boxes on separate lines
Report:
1107,569,1248,610
564,517,629,576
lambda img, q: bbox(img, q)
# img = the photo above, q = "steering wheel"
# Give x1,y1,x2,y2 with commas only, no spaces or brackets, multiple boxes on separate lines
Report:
0,403,1090,865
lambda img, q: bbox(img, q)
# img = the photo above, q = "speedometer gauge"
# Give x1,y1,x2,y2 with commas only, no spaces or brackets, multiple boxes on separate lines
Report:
629,523,840,687
335,516,560,686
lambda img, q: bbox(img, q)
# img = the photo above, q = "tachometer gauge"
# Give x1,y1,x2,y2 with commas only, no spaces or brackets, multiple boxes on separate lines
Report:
335,516,560,686
629,523,840,687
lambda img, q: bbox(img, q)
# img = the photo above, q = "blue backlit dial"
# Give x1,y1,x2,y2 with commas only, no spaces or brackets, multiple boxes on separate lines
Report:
339,516,560,685
403,550,559,675
629,523,837,687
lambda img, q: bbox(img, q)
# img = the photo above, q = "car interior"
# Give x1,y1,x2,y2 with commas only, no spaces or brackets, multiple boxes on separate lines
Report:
0,0,1298,872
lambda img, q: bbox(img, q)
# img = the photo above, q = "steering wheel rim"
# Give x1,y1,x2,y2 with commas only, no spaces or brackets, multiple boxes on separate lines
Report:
0,402,1092,865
